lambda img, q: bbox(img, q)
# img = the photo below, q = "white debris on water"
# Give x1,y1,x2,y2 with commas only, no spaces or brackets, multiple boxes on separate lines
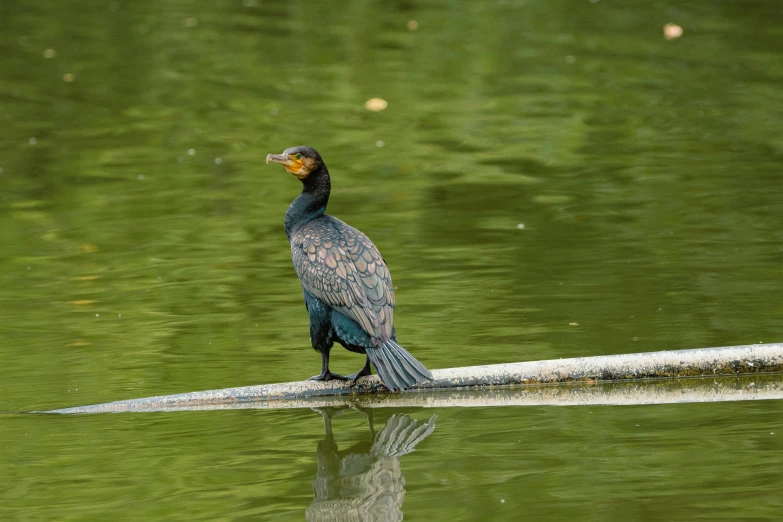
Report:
188,149,196,156
214,157,222,165
365,98,388,111
664,23,683,40
29,137,37,145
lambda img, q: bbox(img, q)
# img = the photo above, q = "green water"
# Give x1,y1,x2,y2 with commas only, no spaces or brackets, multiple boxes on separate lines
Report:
1,0,782,519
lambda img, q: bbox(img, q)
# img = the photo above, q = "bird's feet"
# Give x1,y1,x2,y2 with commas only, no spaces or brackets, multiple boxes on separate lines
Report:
345,357,373,384
345,366,373,383
308,371,350,382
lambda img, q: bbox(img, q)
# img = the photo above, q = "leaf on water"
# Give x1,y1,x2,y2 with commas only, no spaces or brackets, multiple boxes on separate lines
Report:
663,23,683,40
365,98,388,112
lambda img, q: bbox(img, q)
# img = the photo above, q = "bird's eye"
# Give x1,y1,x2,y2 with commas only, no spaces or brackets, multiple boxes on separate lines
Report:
295,153,302,159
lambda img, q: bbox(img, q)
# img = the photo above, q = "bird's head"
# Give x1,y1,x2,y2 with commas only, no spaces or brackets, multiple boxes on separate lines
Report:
266,146,323,180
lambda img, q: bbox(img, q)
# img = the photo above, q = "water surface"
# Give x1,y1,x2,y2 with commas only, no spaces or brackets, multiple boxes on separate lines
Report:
1,0,782,519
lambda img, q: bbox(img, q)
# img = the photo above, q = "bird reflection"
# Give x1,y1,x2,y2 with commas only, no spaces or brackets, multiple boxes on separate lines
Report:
306,407,437,522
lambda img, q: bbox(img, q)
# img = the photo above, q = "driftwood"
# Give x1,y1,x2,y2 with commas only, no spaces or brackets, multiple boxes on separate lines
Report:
47,343,783,414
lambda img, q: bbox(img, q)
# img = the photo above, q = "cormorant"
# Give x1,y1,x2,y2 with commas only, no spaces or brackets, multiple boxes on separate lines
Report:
266,146,432,391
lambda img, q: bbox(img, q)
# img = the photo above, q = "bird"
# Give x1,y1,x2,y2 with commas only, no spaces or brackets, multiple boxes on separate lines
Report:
266,146,432,391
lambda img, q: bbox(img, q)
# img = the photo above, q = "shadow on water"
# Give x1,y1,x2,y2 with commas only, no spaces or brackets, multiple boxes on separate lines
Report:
306,408,436,522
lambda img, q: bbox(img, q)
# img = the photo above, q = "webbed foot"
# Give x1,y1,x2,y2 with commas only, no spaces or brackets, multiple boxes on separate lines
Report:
345,368,372,382
308,371,349,382
345,356,373,383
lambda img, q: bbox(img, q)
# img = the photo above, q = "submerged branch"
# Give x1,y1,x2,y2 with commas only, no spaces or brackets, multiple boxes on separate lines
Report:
48,343,783,414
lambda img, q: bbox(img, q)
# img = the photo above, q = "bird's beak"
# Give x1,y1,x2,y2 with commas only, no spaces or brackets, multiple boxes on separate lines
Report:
266,153,293,166
266,152,305,176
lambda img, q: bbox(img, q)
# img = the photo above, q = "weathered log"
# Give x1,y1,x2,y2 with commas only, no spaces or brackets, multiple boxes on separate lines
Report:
47,343,783,414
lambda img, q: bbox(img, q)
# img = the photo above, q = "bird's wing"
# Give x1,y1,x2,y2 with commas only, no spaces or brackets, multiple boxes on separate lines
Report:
291,218,395,343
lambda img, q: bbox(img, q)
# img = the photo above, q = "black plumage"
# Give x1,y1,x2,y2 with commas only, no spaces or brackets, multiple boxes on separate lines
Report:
266,146,432,391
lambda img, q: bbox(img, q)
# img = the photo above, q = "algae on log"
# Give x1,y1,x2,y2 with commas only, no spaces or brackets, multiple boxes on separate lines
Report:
48,343,783,414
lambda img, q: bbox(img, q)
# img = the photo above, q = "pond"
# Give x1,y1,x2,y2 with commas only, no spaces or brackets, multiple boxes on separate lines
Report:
1,0,782,520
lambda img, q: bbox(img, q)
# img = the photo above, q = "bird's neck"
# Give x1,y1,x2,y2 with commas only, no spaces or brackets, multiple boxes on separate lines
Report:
284,167,330,241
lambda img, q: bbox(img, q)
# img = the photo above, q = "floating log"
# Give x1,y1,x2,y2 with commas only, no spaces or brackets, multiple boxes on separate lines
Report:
48,343,783,414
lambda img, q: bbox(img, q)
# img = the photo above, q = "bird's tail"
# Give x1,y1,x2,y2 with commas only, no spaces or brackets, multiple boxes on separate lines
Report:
366,339,432,392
